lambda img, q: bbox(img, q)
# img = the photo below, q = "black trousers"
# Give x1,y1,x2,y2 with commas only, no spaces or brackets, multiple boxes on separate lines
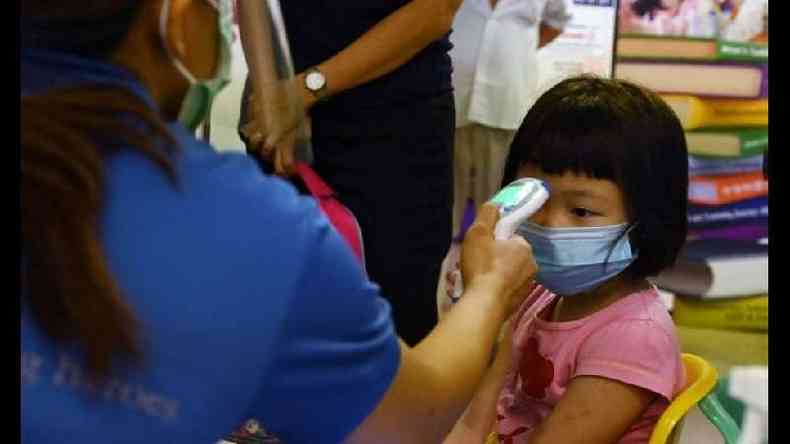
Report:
241,80,454,346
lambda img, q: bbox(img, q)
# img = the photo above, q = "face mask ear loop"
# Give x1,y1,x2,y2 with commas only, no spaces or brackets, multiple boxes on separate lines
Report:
159,0,199,85
603,222,638,270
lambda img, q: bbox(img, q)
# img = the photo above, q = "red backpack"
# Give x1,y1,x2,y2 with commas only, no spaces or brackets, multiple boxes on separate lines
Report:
292,162,366,271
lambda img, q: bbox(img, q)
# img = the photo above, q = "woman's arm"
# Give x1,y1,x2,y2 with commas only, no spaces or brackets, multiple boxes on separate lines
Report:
240,0,463,171
538,23,563,48
292,0,463,110
345,205,537,444
538,0,571,49
442,324,514,444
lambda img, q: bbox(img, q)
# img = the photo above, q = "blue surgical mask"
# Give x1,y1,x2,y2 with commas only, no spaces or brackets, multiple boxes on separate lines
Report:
516,222,638,296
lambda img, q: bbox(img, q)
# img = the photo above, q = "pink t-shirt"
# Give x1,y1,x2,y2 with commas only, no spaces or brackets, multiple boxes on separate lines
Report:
496,285,685,444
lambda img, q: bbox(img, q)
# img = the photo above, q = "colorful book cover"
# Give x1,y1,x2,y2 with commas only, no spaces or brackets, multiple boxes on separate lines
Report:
688,153,764,176
685,128,768,157
672,294,768,331
681,237,768,261
699,97,769,114
716,39,769,62
688,223,768,242
615,61,768,99
618,0,768,44
616,34,767,62
676,325,768,368
661,95,769,131
654,238,768,298
688,196,768,228
689,171,768,205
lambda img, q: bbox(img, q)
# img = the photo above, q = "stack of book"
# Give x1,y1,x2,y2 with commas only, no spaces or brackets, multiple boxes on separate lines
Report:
613,24,768,345
615,40,768,242
654,239,767,332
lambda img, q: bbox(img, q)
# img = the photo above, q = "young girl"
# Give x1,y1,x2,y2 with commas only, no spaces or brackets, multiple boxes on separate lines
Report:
444,76,689,444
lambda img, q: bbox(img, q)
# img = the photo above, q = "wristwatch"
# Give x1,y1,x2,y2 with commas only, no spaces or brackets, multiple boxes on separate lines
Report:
304,67,328,102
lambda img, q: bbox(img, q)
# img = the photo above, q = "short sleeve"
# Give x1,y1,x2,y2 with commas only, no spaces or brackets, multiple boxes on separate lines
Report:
574,320,680,401
250,209,401,443
542,0,572,30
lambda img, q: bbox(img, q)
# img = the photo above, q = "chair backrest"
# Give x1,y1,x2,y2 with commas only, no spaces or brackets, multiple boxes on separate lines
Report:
485,354,712,444
486,354,737,444
649,353,719,444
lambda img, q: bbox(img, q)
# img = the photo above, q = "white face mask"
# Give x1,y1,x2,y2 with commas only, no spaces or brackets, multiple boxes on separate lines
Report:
160,0,233,130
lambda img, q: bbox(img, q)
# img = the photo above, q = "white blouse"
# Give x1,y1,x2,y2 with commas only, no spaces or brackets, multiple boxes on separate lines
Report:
450,0,571,130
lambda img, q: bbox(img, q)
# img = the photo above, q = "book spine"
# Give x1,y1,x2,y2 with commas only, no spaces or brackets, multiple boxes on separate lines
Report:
688,154,764,176
700,115,769,129
687,197,769,227
716,40,769,63
688,223,768,241
662,95,706,129
689,173,769,205
672,296,768,331
759,64,769,98
739,130,770,156
618,61,769,99
690,96,712,129
707,99,769,115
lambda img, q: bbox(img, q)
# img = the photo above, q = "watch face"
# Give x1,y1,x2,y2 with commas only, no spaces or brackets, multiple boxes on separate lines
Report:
305,71,326,91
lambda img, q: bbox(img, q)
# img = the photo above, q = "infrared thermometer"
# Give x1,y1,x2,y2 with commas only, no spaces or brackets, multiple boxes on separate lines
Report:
451,178,550,302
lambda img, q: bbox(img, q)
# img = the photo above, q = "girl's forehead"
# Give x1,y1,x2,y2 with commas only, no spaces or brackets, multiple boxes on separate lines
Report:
517,163,622,198
518,163,595,182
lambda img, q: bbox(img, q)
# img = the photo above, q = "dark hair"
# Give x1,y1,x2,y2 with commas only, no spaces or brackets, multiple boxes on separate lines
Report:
502,76,688,278
22,1,177,379
22,1,143,58
630,0,667,18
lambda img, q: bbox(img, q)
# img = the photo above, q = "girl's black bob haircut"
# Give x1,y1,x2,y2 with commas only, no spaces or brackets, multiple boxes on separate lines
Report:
502,76,689,278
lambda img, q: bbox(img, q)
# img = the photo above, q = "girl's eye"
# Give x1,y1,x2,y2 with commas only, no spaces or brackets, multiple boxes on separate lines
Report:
571,208,595,218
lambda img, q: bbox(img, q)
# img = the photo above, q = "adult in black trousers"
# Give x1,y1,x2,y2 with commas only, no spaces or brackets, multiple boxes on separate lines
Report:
239,1,460,345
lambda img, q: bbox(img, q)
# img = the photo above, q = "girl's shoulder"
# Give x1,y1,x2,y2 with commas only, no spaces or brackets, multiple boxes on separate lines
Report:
573,287,682,370
588,286,679,343
572,288,684,401
594,286,673,324
529,287,679,355
530,286,672,334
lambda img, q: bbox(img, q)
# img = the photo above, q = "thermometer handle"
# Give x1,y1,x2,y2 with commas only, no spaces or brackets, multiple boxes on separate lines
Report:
450,179,549,303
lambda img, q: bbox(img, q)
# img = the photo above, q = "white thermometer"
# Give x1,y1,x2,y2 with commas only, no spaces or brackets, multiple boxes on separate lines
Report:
451,178,550,302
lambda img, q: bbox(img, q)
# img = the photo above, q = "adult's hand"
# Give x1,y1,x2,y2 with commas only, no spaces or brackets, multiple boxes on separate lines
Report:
240,88,311,176
461,203,538,315
346,204,537,444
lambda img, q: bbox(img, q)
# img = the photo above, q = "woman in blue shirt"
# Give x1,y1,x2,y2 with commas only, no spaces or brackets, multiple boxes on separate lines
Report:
20,1,536,443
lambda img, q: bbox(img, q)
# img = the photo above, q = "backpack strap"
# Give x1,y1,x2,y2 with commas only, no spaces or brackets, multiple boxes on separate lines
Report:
293,162,333,199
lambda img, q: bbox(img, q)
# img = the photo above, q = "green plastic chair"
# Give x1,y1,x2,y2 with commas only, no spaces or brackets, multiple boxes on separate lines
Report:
649,354,741,444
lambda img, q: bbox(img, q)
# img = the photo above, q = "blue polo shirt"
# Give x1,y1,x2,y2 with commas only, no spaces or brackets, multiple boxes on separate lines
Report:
21,49,400,444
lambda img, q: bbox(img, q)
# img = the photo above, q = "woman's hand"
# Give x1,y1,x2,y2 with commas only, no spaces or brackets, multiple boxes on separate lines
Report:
461,203,538,315
346,204,536,444
240,86,312,176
